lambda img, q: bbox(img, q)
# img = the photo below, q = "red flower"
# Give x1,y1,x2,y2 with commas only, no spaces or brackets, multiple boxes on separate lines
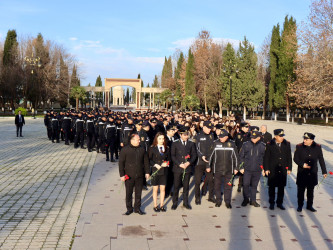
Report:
286,167,289,170
164,161,170,166
185,154,190,160
260,165,264,170
124,175,130,181
329,171,333,175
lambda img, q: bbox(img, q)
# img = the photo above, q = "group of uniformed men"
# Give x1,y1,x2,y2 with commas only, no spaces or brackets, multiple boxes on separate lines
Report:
44,109,328,214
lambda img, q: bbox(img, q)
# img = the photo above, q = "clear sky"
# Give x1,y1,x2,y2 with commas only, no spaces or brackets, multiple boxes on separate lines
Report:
0,0,311,87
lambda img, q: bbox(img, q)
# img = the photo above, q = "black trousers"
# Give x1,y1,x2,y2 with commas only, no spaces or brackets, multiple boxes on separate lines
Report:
86,132,95,150
63,129,70,144
52,129,59,142
195,164,214,200
172,171,191,206
243,171,261,202
214,173,232,204
47,127,52,139
165,167,174,197
297,185,314,208
268,185,285,205
105,142,115,161
16,125,23,136
125,177,143,212
97,137,105,152
74,131,84,148
60,130,64,141
114,142,120,159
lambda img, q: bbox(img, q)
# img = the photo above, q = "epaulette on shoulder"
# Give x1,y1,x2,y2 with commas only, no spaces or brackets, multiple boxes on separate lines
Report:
297,143,302,147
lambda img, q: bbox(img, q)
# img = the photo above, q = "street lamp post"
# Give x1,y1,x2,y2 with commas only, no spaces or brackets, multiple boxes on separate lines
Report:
25,51,41,118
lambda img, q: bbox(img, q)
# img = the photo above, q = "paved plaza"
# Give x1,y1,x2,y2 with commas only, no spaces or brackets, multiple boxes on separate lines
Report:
0,118,333,250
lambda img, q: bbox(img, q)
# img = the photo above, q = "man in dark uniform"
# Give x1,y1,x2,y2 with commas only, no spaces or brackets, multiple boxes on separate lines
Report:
115,118,122,159
137,120,150,151
61,112,72,145
120,116,135,147
194,121,215,205
86,114,95,152
51,114,60,143
105,117,117,161
119,134,150,215
165,125,177,198
44,111,52,140
58,111,65,141
294,132,327,212
97,116,107,153
74,113,85,149
264,129,292,210
235,122,250,192
209,129,240,208
171,128,197,210
240,131,266,207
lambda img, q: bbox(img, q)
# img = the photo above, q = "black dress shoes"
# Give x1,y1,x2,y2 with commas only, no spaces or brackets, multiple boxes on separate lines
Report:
183,204,192,210
306,206,317,212
215,202,221,207
297,206,302,212
269,204,274,210
135,209,146,215
171,204,177,210
195,199,201,205
124,210,133,215
277,204,285,210
241,199,249,207
160,206,166,212
225,203,232,209
250,201,260,207
208,198,216,203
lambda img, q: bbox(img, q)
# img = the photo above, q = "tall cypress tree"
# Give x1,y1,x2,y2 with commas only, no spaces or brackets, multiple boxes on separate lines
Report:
95,75,103,101
3,29,17,66
152,75,159,87
268,24,281,111
174,52,184,105
185,48,195,96
71,64,80,87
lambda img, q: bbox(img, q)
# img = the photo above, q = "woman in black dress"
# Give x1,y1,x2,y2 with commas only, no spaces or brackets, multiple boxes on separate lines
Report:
148,132,171,212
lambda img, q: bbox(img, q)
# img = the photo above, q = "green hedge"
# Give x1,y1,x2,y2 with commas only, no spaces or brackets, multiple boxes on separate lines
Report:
15,107,27,116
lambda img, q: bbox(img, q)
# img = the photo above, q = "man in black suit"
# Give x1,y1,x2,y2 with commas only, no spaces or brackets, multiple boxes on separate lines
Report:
15,110,25,137
119,133,150,215
261,125,273,144
171,127,197,210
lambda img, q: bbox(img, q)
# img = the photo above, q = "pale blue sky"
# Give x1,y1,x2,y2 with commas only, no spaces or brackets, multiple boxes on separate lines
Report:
0,0,311,86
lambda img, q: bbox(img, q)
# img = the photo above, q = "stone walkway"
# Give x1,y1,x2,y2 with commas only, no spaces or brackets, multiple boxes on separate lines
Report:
0,117,96,249
0,118,333,250
72,120,333,250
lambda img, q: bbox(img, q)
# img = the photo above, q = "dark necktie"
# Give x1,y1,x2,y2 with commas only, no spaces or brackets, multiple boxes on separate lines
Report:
183,141,186,147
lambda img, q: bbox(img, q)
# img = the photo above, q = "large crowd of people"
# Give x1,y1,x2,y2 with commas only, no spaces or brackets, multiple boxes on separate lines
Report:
43,109,328,215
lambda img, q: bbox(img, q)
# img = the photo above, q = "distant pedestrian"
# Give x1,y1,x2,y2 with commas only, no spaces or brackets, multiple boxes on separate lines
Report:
15,110,25,137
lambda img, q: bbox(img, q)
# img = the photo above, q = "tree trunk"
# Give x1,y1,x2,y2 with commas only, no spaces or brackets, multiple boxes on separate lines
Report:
218,100,223,117
286,95,290,122
325,109,329,124
204,91,208,115
76,98,79,111
243,106,246,121
274,111,277,121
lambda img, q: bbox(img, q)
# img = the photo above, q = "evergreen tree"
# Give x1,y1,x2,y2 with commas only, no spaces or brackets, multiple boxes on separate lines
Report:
234,37,264,120
185,48,195,96
268,24,281,111
71,64,80,87
174,52,184,107
126,88,130,104
152,75,159,87
95,75,103,101
3,29,17,66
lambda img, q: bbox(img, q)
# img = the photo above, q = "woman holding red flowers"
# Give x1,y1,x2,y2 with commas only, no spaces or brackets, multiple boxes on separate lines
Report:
148,132,171,212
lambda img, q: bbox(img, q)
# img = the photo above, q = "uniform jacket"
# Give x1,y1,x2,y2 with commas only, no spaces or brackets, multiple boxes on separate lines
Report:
171,140,197,174
235,130,250,152
120,122,135,145
148,146,171,176
62,116,72,130
239,141,266,172
262,132,273,144
263,138,292,187
119,144,150,179
194,132,215,165
209,140,240,175
138,129,150,151
294,142,327,186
